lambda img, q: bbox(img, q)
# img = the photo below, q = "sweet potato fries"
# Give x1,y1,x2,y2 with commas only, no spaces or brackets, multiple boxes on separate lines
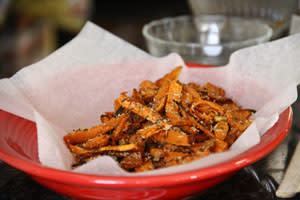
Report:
64,66,254,172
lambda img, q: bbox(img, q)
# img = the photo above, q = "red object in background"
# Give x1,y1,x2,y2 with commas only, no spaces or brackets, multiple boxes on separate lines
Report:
0,64,292,200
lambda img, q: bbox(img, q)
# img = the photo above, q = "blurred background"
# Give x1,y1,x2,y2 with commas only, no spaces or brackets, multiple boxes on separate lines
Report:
1,0,298,78
0,0,190,78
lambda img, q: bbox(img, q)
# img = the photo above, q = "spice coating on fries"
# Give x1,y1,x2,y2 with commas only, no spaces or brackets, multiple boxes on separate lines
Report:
64,66,255,172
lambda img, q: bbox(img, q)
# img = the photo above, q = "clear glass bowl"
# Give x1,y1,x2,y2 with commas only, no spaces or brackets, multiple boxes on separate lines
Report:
142,15,272,66
188,0,298,39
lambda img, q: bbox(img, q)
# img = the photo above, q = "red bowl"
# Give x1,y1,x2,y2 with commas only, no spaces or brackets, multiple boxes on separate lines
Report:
0,63,292,200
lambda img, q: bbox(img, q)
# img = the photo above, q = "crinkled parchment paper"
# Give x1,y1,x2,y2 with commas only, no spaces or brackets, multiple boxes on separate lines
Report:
1,22,300,176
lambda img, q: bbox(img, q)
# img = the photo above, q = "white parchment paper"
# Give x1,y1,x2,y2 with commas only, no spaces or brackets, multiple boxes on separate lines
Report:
1,22,300,176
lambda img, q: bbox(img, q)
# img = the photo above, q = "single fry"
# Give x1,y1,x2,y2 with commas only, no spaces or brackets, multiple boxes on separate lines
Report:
165,80,182,121
183,84,202,102
213,139,229,152
132,88,145,105
164,151,190,165
153,81,169,112
99,144,138,152
214,121,229,141
150,148,165,161
68,144,96,156
84,134,110,149
121,152,143,169
111,114,129,143
191,100,224,115
153,130,190,146
170,119,194,127
139,80,158,101
135,161,155,172
155,66,182,87
64,115,126,144
137,123,165,138
119,93,163,123
191,139,215,152
202,82,225,100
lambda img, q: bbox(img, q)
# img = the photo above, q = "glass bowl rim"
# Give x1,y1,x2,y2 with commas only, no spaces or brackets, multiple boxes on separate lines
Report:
142,15,273,48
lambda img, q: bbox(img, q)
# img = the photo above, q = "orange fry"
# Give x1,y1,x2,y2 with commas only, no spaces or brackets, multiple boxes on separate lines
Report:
119,94,162,123
138,124,164,138
227,110,252,122
202,82,225,100
190,118,215,138
114,98,122,112
139,80,157,89
193,112,214,125
68,144,96,156
132,88,145,104
170,119,194,126
183,85,202,101
191,100,224,115
153,81,170,112
214,121,229,141
165,80,182,121
153,130,190,146
111,114,129,142
84,134,110,149
181,90,193,106
213,139,229,152
100,112,115,123
194,150,211,158
64,115,126,145
164,151,189,163
191,139,215,152
135,161,155,172
155,66,182,87
99,144,138,152
181,126,199,135
176,101,215,138
139,80,158,100
150,148,165,161
121,152,143,169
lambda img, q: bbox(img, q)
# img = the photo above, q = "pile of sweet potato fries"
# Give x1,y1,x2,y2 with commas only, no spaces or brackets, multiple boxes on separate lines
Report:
64,66,254,172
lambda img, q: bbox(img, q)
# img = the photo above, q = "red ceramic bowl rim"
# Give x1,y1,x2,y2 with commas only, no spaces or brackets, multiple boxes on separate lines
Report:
0,63,292,188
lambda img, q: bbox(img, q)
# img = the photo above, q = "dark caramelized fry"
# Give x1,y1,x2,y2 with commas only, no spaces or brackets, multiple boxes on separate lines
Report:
132,88,145,105
150,148,164,161
65,66,254,172
100,112,116,123
121,152,143,169
175,101,215,138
